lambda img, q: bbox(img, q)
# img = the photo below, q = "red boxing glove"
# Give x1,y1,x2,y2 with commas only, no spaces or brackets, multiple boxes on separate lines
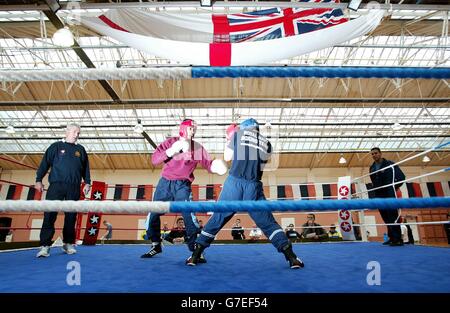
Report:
226,123,239,141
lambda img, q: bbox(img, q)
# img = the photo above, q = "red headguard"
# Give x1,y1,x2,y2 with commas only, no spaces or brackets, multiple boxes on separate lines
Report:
179,119,197,139
226,123,239,141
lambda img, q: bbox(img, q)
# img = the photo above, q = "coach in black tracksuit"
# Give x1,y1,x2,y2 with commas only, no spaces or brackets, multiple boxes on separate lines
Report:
35,124,91,248
369,147,406,246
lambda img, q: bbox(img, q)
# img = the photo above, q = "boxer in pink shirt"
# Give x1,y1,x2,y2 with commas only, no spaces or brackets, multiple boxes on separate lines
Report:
141,119,227,260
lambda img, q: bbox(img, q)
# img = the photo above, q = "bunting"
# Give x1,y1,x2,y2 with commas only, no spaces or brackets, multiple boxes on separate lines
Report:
191,184,221,201
337,176,355,240
1,181,449,201
82,181,107,245
0,183,44,200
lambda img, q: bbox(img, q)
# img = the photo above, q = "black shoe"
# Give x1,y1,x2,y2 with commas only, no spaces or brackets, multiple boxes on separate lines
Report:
198,253,207,263
141,244,162,258
186,253,207,264
186,244,206,266
289,257,305,269
282,243,305,269
382,240,392,245
389,240,404,246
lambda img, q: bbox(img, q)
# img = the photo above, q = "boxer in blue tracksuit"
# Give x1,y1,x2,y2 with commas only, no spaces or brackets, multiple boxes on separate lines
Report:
186,118,304,269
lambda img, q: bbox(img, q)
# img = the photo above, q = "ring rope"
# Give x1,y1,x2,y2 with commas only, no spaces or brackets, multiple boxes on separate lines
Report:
0,197,448,214
2,221,447,232
351,167,450,197
219,220,450,231
351,141,450,183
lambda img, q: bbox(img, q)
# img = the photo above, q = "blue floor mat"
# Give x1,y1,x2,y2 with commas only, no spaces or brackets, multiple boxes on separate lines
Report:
0,242,449,293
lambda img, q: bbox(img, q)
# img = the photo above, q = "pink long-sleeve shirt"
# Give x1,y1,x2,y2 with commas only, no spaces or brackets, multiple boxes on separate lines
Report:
152,137,213,182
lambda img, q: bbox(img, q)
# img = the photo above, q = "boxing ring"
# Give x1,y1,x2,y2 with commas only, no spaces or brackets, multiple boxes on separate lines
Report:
0,143,449,294
0,195,449,293
0,241,449,293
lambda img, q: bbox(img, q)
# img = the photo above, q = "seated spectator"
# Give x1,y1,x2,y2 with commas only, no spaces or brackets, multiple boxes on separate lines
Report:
161,222,170,240
248,225,262,241
5,229,13,243
231,219,245,240
285,224,301,243
353,219,362,241
301,214,328,240
198,219,204,230
328,224,342,239
165,218,187,245
100,220,113,244
400,216,414,245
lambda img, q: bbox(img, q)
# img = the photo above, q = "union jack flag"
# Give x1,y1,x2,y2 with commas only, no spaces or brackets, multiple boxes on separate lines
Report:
212,0,348,43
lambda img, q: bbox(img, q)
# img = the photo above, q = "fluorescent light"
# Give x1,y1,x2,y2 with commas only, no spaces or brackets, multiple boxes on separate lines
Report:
5,125,15,134
348,0,363,12
391,122,404,131
52,27,74,47
422,155,431,163
200,0,213,7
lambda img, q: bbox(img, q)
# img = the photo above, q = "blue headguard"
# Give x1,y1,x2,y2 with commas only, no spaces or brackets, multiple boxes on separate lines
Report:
240,118,259,130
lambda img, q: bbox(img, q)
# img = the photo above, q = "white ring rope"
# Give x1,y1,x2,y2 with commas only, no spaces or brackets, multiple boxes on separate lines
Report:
220,221,450,231
0,67,192,82
0,197,448,214
351,141,450,183
351,167,450,197
3,221,445,232
0,200,170,214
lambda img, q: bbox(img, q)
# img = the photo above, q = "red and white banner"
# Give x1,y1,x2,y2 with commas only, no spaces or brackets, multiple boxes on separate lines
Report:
82,181,107,245
80,3,384,66
337,176,355,241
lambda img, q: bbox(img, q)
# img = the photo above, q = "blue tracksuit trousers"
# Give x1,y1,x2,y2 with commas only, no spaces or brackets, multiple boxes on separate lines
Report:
196,175,288,252
146,177,200,252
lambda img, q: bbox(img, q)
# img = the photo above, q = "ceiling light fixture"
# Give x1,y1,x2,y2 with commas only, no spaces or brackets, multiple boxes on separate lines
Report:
52,26,74,47
339,154,347,164
422,155,431,163
133,119,144,134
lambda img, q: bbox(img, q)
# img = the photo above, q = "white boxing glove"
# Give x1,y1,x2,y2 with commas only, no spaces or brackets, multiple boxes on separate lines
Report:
166,139,190,157
223,146,234,162
211,159,227,176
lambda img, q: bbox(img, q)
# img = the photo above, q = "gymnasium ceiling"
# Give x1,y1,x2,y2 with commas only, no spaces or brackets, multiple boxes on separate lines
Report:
0,0,448,170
